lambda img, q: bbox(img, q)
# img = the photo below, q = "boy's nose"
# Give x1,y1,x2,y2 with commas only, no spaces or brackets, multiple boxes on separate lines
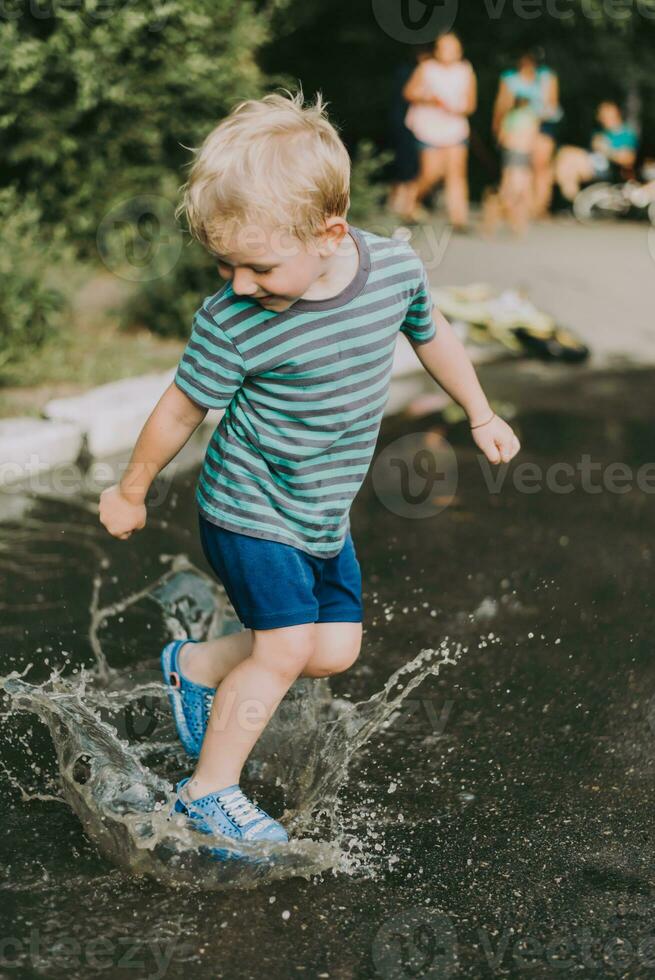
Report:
232,269,257,296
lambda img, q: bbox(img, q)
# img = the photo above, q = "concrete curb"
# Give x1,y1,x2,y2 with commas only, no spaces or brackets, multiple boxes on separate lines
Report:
43,369,179,458
0,417,85,489
0,336,435,489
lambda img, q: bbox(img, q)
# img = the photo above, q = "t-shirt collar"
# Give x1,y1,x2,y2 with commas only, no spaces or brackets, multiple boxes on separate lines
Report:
283,222,371,313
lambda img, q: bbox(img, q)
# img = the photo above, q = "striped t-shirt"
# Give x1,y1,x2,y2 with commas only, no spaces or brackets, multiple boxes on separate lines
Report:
174,223,436,558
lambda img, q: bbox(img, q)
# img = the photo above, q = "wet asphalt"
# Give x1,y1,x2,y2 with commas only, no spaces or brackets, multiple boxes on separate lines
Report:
1,362,655,979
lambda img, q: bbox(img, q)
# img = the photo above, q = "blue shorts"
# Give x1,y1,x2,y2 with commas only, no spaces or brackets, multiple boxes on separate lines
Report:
197,512,364,631
416,136,469,151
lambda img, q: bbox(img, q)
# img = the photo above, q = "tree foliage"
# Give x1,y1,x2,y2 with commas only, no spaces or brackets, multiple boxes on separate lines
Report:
0,0,282,247
0,0,293,364
0,186,71,381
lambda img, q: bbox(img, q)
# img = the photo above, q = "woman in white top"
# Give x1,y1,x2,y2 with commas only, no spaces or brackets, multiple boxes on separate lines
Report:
401,33,477,230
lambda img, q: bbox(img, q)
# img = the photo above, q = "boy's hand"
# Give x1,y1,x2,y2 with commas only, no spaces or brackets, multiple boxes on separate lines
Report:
470,414,520,465
99,484,147,540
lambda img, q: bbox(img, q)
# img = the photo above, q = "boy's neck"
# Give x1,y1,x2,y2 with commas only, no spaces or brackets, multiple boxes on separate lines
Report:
301,229,360,302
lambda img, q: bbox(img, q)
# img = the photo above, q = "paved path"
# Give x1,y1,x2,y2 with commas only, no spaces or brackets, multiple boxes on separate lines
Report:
407,215,655,368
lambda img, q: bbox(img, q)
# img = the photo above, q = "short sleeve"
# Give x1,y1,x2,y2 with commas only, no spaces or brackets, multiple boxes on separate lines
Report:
623,128,639,150
174,307,247,410
400,262,436,345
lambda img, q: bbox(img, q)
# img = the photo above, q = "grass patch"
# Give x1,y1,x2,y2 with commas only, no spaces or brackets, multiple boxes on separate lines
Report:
0,206,402,420
0,267,183,418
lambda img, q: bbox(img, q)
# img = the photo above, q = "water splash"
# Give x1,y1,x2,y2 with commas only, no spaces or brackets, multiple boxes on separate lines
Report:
1,560,463,890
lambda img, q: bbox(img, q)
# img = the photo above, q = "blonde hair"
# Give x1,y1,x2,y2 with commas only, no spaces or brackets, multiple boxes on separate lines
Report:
177,89,351,252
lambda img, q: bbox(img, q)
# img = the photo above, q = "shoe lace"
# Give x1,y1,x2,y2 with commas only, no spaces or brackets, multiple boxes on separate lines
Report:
202,690,214,718
220,790,265,828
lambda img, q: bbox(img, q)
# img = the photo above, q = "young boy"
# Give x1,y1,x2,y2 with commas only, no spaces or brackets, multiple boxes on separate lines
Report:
483,97,538,236
555,100,639,203
99,91,520,854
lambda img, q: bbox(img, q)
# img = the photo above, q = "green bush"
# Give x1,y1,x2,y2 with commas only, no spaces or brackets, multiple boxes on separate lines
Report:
0,187,72,383
0,0,396,359
120,234,219,338
348,138,392,224
0,0,285,251
0,0,297,369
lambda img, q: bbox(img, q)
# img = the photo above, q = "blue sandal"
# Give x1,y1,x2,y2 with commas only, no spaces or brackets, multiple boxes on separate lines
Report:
160,639,216,757
169,776,288,859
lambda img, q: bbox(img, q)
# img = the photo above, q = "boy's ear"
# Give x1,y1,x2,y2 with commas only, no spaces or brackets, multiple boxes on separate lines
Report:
320,217,350,255
306,217,348,258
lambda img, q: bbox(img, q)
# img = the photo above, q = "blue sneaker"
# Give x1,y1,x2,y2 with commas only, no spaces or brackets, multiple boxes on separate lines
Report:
160,639,216,758
169,777,288,859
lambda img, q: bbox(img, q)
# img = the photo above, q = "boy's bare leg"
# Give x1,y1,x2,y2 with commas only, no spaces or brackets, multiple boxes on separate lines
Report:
179,631,252,687
182,624,313,798
179,622,362,800
501,169,532,236
179,621,362,685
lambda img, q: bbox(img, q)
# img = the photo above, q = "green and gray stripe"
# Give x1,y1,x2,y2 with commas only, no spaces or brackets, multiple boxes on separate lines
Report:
175,224,436,557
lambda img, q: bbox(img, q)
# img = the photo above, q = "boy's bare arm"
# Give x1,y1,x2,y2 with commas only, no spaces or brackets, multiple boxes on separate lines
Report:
99,382,208,539
411,310,521,465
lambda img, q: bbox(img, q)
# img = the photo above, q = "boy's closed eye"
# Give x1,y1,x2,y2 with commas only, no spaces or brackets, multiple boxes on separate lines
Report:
216,259,275,276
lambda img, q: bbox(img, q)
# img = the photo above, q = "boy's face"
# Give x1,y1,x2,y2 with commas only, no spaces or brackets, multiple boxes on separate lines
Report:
211,226,329,313
597,102,621,131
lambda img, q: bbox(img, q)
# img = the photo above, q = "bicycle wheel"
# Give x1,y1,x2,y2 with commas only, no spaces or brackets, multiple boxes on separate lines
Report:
573,183,628,223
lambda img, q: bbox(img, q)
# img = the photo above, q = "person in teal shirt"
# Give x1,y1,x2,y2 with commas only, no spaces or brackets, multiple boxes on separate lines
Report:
492,49,563,218
555,100,639,202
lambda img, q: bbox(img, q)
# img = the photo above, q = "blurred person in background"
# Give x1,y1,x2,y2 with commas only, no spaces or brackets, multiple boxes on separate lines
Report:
400,32,477,231
492,48,562,218
555,100,639,202
483,96,539,235
387,44,434,218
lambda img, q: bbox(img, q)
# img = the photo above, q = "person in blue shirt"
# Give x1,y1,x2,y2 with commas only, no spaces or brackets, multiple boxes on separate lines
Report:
492,49,563,219
555,100,639,202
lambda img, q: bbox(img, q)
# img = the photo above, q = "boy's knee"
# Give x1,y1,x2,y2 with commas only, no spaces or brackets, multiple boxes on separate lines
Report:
304,633,362,678
332,639,361,675
252,623,317,681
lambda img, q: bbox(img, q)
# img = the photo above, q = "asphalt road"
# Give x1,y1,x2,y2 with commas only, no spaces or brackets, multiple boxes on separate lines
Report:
405,215,655,369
